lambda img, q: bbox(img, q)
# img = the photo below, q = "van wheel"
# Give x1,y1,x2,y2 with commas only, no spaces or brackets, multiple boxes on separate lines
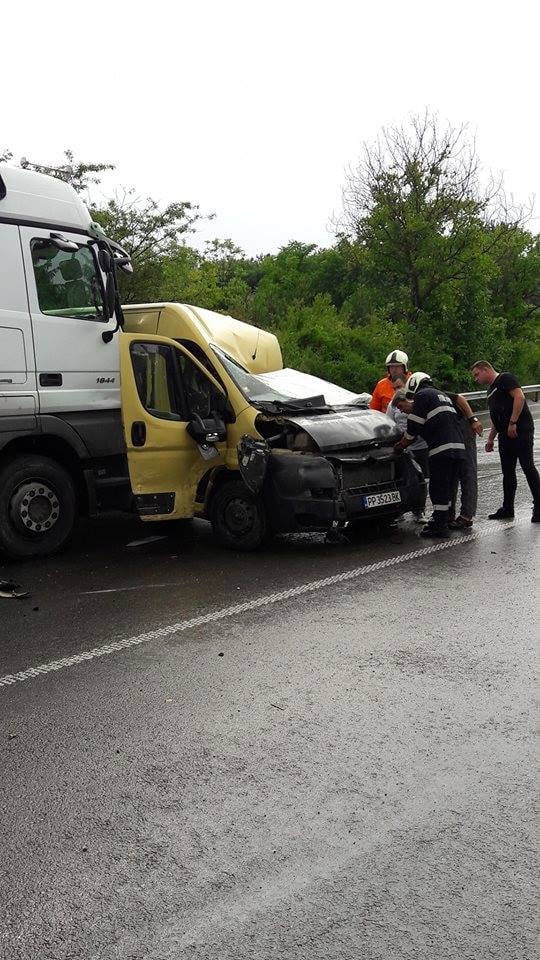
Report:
210,479,268,551
0,456,77,559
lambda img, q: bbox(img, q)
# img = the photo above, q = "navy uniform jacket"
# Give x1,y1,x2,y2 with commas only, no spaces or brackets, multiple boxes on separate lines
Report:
405,387,466,460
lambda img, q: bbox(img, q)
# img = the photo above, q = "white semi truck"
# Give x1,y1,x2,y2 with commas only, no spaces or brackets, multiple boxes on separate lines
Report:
0,165,133,556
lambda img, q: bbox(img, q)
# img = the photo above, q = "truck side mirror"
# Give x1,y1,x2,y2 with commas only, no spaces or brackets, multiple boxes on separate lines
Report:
114,255,134,275
49,232,79,253
98,249,112,272
106,274,116,319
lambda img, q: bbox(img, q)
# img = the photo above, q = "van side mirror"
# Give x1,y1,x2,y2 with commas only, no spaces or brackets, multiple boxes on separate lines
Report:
187,414,226,445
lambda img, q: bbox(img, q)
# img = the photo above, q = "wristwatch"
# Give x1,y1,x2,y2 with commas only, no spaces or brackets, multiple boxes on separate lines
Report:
468,416,479,424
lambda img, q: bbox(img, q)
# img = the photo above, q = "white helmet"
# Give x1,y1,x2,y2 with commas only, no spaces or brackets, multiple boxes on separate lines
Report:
385,350,409,367
405,372,432,397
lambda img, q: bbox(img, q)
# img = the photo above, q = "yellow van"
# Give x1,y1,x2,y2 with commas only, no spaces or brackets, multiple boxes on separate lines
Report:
121,303,426,549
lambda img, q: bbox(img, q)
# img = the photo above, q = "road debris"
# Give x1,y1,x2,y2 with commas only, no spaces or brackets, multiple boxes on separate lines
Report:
0,580,28,600
126,536,168,548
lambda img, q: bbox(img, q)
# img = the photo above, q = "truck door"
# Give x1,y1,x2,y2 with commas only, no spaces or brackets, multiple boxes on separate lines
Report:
19,226,119,413
120,334,228,518
0,222,38,429
0,222,35,383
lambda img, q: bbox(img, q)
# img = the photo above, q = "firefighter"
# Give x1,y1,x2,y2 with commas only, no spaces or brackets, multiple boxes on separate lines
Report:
393,373,466,538
369,350,412,414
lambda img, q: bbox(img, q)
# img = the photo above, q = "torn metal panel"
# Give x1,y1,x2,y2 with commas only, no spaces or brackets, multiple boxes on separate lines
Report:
256,368,371,406
0,580,28,599
238,435,270,493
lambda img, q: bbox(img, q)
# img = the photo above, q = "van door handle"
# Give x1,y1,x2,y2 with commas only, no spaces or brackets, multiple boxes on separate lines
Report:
131,421,146,447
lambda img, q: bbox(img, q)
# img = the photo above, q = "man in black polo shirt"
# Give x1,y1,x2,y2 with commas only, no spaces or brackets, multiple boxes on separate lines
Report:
471,361,540,522
394,372,466,538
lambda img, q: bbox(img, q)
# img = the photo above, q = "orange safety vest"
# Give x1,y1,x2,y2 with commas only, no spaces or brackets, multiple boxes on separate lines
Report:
369,373,412,414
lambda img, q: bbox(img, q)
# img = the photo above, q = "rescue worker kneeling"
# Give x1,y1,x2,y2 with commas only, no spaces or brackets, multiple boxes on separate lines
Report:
393,374,466,538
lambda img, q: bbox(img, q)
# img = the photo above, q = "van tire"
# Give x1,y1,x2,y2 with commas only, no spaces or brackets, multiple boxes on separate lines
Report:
0,455,77,559
210,479,268,551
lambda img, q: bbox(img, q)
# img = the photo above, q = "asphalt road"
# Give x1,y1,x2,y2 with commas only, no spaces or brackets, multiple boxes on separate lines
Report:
1,413,539,960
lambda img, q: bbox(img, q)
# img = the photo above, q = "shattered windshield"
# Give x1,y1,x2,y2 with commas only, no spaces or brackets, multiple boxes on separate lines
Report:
211,345,323,407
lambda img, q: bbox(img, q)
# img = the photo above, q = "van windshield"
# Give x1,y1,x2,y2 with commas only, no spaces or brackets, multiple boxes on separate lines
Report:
211,345,369,414
211,346,294,403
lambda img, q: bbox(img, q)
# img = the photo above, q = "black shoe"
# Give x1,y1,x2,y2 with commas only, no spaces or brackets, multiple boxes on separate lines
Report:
532,508,540,523
420,525,450,539
488,509,514,520
448,516,473,530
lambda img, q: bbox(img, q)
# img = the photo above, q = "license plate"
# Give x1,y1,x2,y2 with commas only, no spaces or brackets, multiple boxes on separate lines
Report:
363,490,401,509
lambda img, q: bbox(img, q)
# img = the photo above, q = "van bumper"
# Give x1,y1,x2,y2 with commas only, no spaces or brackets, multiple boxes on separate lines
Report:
266,449,426,534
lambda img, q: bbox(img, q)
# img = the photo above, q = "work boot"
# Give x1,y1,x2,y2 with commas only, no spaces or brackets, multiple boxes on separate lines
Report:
488,508,514,520
448,516,473,530
420,525,450,539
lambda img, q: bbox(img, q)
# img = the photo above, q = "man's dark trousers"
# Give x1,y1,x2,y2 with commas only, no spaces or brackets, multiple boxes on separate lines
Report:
499,432,540,512
428,454,463,529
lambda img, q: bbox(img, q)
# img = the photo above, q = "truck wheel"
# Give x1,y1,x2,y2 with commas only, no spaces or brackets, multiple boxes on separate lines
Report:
210,479,268,551
0,456,77,559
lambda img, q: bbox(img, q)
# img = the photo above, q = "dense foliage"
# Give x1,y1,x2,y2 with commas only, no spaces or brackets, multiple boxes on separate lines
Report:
4,117,539,393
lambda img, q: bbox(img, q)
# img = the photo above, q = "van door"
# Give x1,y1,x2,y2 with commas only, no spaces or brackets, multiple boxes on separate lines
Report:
120,334,228,518
19,226,119,413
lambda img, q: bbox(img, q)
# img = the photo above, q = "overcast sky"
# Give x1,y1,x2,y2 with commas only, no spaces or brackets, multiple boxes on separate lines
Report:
2,0,538,254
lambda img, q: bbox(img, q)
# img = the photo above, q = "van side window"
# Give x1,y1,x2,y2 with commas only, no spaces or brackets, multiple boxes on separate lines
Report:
176,339,222,384
31,241,106,321
177,352,225,420
130,342,182,420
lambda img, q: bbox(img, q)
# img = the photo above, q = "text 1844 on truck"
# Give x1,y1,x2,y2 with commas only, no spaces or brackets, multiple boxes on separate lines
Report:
0,165,426,558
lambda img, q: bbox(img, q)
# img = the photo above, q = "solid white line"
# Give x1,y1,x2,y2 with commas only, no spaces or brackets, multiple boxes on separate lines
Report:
0,516,528,691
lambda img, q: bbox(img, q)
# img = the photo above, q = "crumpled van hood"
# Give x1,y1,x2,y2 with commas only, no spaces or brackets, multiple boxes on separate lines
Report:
285,407,400,452
256,367,371,406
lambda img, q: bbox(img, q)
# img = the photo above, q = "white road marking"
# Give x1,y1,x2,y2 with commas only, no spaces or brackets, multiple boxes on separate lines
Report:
0,516,529,691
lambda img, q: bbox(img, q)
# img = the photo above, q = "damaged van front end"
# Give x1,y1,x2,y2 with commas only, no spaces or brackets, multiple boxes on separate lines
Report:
195,347,427,549
237,405,426,538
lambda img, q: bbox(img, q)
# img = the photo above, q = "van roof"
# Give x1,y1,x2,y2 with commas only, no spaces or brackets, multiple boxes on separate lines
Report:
123,302,283,374
0,164,92,233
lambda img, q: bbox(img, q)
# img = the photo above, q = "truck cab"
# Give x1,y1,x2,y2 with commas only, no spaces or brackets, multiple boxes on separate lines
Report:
0,165,129,557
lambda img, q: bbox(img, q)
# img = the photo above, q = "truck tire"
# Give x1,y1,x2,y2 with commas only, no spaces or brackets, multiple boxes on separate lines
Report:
210,479,268,551
0,455,77,559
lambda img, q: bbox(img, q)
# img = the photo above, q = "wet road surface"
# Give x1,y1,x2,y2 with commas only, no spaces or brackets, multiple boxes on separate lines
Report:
1,413,539,959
